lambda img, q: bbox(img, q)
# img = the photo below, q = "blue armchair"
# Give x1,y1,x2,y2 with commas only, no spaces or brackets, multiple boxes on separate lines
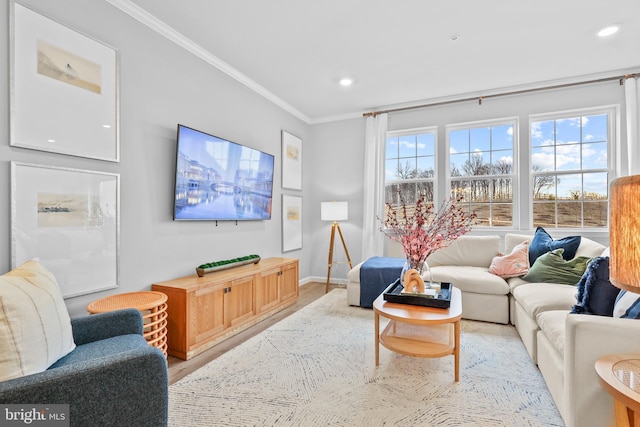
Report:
0,309,168,427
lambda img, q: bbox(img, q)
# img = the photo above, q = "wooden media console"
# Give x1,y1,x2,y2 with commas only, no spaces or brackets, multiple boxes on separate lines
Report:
152,257,299,360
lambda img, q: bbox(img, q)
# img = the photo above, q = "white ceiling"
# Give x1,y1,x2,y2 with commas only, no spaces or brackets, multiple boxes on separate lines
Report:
119,0,640,123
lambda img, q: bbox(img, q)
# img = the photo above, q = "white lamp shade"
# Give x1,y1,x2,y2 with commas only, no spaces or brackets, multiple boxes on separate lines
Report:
321,201,348,221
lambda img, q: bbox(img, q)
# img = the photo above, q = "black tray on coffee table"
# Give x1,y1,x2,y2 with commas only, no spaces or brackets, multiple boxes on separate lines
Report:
382,279,452,309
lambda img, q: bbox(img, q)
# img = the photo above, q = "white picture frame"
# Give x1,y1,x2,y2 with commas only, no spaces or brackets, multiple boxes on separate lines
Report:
281,130,302,190
10,2,119,162
282,195,302,252
11,162,120,298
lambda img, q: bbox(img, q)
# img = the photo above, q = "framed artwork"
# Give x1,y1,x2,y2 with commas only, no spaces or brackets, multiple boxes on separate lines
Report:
11,162,120,298
10,2,119,162
281,130,302,190
282,195,302,252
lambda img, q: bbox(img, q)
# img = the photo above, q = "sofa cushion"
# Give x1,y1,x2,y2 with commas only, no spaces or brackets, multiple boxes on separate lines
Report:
505,234,533,254
512,283,577,318
430,266,510,295
522,248,591,284
575,238,607,259
536,310,568,357
347,261,364,282
489,241,529,278
571,257,619,316
0,260,76,381
426,235,500,267
613,290,640,319
49,334,148,369
529,226,581,266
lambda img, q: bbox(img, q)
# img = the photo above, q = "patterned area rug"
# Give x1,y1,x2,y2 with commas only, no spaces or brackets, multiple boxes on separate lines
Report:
169,289,563,426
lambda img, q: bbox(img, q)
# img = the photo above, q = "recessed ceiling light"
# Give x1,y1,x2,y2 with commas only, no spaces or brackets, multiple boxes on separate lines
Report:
598,25,620,37
339,78,353,87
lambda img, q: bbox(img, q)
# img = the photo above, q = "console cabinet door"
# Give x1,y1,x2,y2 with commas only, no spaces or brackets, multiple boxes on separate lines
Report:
225,276,255,328
256,268,281,314
279,262,299,303
190,285,225,347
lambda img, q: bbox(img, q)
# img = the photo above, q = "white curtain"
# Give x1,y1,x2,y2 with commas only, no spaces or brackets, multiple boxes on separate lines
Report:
624,76,640,176
361,113,387,261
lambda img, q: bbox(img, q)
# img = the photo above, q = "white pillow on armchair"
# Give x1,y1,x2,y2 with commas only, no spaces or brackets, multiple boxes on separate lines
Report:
0,259,76,381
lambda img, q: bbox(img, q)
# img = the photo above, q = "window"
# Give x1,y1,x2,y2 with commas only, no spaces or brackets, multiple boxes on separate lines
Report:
447,120,517,227
530,108,613,229
384,128,436,208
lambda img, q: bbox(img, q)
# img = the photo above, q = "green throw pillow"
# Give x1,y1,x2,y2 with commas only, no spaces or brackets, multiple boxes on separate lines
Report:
522,248,591,284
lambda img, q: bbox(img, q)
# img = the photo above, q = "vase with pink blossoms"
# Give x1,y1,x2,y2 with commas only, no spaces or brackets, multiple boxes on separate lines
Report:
380,194,476,290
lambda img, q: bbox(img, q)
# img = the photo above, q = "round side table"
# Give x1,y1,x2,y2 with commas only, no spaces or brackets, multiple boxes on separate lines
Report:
87,291,168,358
595,354,640,427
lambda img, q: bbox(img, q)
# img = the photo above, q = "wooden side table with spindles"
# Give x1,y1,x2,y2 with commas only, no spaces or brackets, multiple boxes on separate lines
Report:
87,291,169,358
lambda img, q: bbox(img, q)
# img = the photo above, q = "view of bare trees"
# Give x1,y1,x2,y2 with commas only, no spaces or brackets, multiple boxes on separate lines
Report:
386,154,607,228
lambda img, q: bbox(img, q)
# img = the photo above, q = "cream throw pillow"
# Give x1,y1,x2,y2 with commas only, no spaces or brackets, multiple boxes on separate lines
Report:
0,260,76,381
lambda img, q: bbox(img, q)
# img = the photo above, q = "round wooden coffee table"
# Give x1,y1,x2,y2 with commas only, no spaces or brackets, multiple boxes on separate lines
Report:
373,286,462,382
87,291,169,358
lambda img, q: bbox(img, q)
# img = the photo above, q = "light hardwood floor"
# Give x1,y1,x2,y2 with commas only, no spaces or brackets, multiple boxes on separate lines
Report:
167,282,343,385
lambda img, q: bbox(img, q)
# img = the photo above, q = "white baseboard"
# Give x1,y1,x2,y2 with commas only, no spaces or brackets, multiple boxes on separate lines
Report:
300,276,348,286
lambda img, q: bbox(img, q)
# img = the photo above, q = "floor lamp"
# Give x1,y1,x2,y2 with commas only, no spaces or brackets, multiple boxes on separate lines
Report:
610,175,640,292
321,201,353,293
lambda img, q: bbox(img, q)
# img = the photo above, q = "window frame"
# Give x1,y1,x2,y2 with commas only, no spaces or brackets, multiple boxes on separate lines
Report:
528,105,616,231
384,126,438,208
445,117,519,229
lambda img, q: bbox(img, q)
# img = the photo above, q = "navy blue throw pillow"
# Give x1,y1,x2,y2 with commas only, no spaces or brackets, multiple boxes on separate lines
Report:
571,257,619,316
529,226,581,266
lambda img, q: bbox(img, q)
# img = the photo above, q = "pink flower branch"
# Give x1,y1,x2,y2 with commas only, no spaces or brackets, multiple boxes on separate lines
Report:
379,194,476,268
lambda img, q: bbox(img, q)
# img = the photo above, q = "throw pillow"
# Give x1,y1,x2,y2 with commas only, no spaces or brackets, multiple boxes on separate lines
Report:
0,260,76,381
613,290,640,319
571,257,619,316
489,241,529,278
522,248,591,284
529,226,581,266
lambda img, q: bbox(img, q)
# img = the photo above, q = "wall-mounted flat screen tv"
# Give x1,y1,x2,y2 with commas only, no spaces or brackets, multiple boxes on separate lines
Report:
173,124,274,221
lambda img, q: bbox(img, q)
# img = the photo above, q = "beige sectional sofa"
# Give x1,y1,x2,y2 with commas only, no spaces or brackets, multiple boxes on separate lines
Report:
347,233,640,427
347,235,511,322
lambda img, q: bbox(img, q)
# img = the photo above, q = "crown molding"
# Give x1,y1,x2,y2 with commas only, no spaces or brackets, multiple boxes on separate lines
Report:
104,0,311,124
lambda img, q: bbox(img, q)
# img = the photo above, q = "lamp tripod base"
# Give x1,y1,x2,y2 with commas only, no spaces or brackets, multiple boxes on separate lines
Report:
326,222,353,293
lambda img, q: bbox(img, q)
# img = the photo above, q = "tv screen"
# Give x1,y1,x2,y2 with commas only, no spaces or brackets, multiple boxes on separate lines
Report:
173,124,274,221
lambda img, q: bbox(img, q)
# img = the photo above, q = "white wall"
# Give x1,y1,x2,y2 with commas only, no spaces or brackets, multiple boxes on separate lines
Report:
305,118,366,283
0,0,309,316
0,1,625,316
306,83,625,270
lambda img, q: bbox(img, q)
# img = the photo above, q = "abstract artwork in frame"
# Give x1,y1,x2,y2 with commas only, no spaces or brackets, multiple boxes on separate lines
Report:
281,130,302,190
11,162,120,298
10,2,119,162
282,195,302,252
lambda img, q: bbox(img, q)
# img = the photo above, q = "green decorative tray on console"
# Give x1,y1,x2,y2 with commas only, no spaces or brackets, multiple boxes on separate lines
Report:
196,254,261,277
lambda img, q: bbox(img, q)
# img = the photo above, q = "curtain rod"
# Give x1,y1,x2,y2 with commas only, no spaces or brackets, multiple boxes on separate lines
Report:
363,72,640,118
